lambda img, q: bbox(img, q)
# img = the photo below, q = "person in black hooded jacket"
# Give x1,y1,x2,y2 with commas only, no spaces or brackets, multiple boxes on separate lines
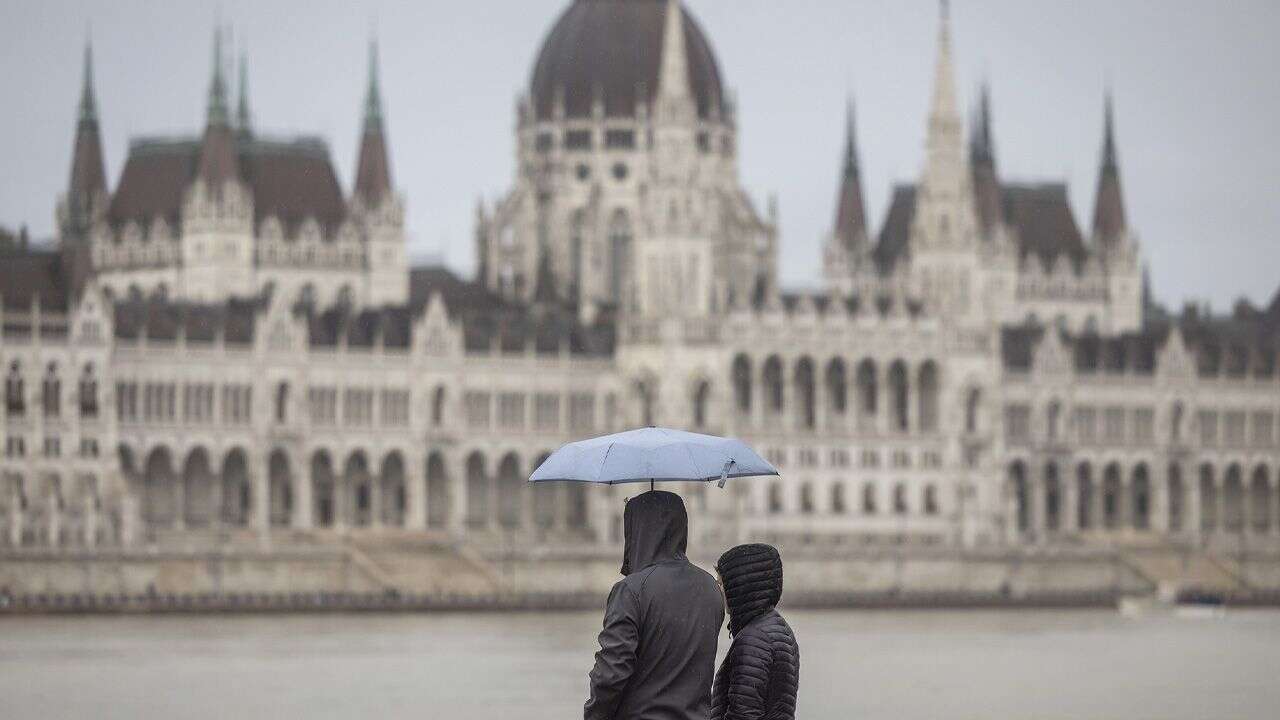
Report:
709,543,799,720
584,490,724,720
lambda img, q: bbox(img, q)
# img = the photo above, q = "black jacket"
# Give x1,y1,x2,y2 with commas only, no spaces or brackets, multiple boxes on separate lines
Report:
585,491,725,720
709,544,799,720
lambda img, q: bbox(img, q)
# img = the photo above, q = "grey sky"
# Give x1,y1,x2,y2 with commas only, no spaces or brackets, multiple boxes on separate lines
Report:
2,0,1278,311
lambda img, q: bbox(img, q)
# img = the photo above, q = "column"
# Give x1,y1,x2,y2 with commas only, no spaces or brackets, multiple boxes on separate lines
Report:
1028,474,1044,544
251,450,269,535
370,468,383,529
406,457,426,530
1152,468,1169,535
446,449,467,539
294,451,313,530
1187,470,1202,544
1062,474,1079,534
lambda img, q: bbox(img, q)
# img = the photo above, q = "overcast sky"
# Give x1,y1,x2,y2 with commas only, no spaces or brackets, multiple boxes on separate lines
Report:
2,0,1278,311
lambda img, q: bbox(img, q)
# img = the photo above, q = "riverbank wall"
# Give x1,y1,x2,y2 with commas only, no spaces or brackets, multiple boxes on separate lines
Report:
4,540,1280,614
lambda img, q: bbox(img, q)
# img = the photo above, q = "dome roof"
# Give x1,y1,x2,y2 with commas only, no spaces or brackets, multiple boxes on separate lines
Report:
530,0,726,121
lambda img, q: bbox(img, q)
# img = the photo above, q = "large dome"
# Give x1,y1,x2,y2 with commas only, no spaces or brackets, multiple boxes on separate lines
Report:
530,0,726,121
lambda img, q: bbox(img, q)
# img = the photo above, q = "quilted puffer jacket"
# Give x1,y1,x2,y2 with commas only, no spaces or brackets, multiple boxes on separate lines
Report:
709,543,799,720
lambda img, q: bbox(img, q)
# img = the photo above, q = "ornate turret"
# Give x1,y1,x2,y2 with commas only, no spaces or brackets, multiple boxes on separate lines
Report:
1091,93,1127,247
197,26,240,194
354,38,392,207
65,37,108,236
655,0,694,118
970,82,1001,233
834,98,868,253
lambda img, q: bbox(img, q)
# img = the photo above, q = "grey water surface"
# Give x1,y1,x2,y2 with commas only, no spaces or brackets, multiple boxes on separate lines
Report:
1,608,1276,719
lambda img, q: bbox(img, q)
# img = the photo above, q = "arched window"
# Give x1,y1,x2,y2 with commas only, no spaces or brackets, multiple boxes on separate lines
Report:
78,364,98,418
465,452,489,529
893,482,908,515
426,452,449,528
762,356,784,416
298,283,316,307
608,210,632,305
1010,461,1029,532
888,360,909,432
1167,464,1184,532
1223,464,1244,533
862,482,877,515
825,358,847,415
1132,464,1151,530
1250,466,1271,533
831,482,846,514
799,483,814,514
1199,464,1217,533
794,357,816,430
1046,401,1062,441
1076,462,1094,530
965,387,981,433
275,382,290,424
768,483,783,514
692,380,711,429
6,362,25,417
923,485,939,516
731,355,752,413
1103,463,1122,530
856,360,877,417
41,363,60,419
917,361,939,433
431,385,447,427
1045,463,1061,531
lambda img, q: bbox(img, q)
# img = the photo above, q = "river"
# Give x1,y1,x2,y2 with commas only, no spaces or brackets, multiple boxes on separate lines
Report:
1,608,1277,719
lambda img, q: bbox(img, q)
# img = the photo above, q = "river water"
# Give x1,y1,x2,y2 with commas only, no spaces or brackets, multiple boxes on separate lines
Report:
1,608,1277,719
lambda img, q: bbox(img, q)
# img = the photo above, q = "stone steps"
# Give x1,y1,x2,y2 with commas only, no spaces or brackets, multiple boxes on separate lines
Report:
1122,549,1247,595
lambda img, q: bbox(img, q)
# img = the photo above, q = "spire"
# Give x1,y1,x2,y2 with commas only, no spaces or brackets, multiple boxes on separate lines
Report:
970,81,995,165
928,0,960,132
969,81,1001,231
78,37,98,123
197,25,240,192
236,47,252,137
363,37,384,130
354,37,392,206
834,97,867,251
656,0,693,111
67,35,108,238
1092,92,1127,246
206,25,230,127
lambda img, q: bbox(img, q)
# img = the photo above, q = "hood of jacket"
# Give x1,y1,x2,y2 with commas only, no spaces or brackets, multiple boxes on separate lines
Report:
715,543,783,636
620,490,689,576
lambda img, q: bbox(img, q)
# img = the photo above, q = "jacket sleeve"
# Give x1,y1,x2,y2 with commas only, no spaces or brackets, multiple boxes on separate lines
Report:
584,581,641,720
724,635,771,720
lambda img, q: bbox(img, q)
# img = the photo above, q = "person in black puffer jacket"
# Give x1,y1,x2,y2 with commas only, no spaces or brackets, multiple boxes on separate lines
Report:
709,543,799,720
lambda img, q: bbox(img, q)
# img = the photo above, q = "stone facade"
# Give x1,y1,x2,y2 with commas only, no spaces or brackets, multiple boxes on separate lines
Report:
2,0,1279,582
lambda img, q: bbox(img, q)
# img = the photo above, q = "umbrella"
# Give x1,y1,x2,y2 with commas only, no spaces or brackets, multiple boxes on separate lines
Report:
529,427,779,490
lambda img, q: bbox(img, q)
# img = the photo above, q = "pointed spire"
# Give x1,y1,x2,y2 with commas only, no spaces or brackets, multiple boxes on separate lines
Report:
78,36,98,123
364,37,383,130
67,34,107,238
1092,92,1127,246
236,47,252,137
197,25,240,192
354,36,392,206
834,97,867,252
969,81,1002,231
928,0,959,131
970,81,995,165
656,0,693,109
206,25,230,127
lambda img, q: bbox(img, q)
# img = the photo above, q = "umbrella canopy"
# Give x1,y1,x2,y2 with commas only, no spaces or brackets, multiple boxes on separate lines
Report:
529,427,779,487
